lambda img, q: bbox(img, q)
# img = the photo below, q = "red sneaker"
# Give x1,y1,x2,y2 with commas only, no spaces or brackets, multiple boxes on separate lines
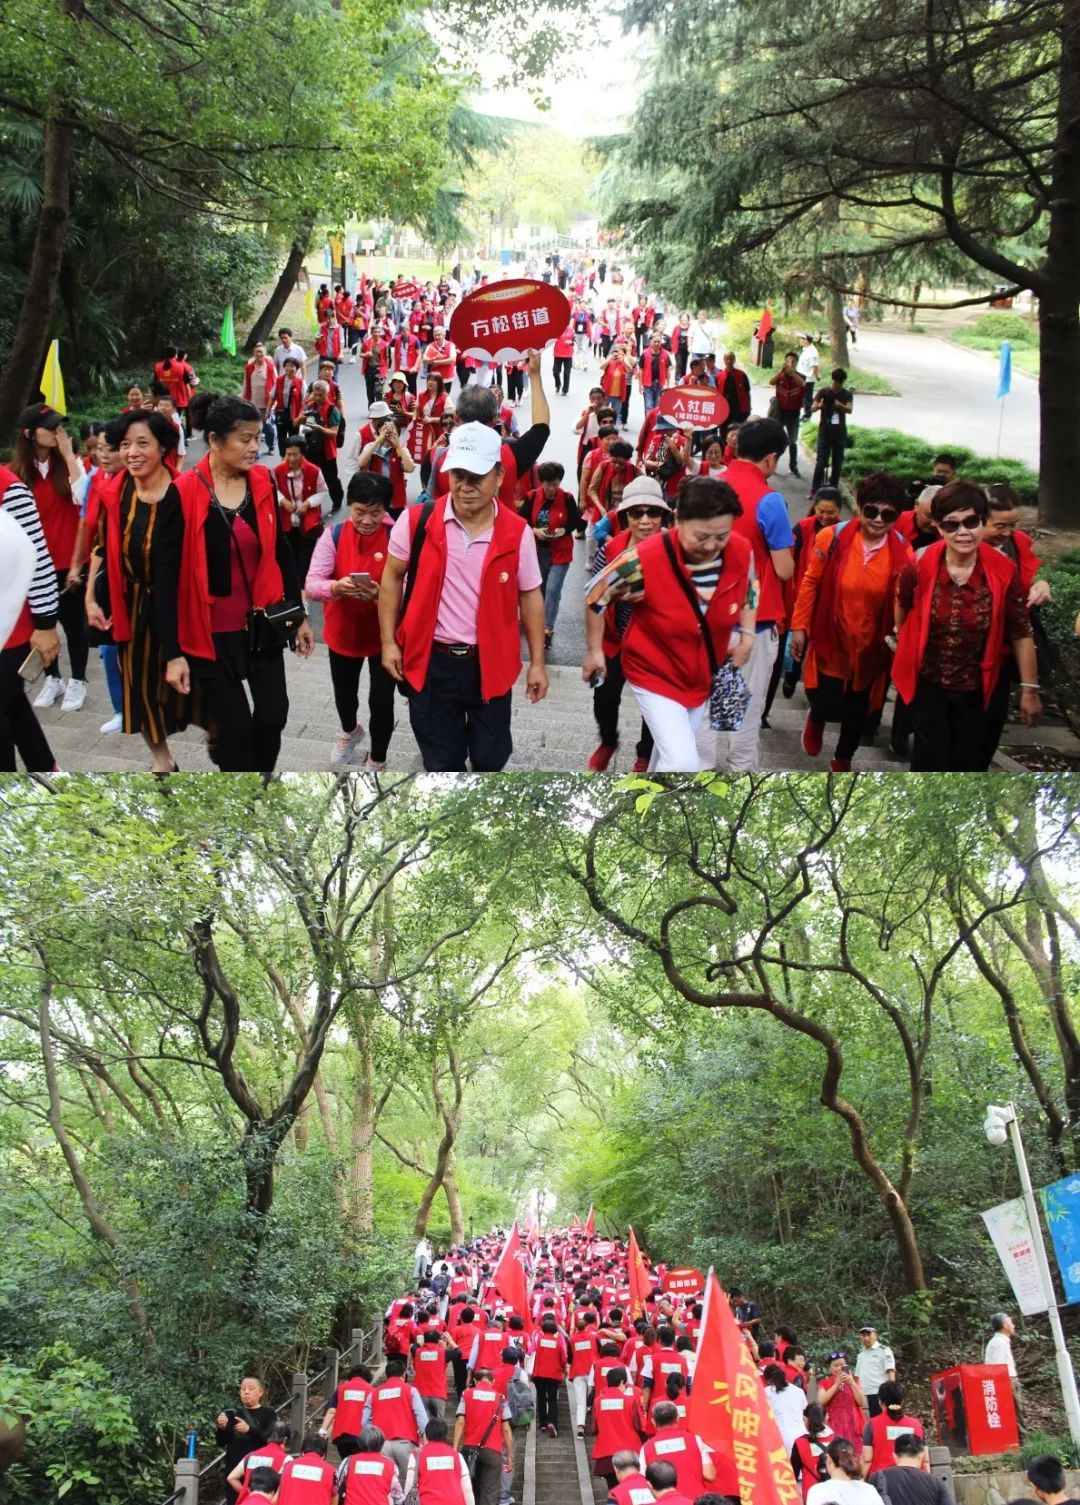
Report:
830,757,852,772
801,712,824,758
588,743,616,772
631,756,650,773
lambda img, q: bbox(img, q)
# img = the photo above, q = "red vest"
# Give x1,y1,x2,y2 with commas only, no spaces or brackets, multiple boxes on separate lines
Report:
569,1331,599,1379
31,464,79,570
277,1452,336,1505
892,540,1018,708
309,398,338,461
0,467,35,649
317,324,343,361
610,1472,655,1505
808,521,911,676
621,528,753,707
641,350,670,387
474,1328,509,1374
522,488,575,567
274,458,324,534
531,1332,568,1381
593,461,638,513
369,1378,420,1442
275,376,305,425
792,1433,831,1501
724,458,790,623
554,323,575,358
867,1411,924,1473
243,360,277,406
593,1388,642,1458
236,1442,288,1505
411,391,448,462
173,458,284,660
649,1350,689,1405
433,440,520,509
460,1385,505,1450
416,1441,467,1505
415,1342,450,1399
397,501,528,702
97,471,135,642
342,1452,398,1505
642,1427,729,1500
332,1376,373,1440
322,521,391,658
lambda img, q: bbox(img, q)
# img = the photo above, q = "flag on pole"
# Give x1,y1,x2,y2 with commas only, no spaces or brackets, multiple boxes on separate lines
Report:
585,1205,596,1237
997,341,1012,399
492,1222,531,1329
304,284,316,327
220,304,237,357
758,305,774,342
687,1269,800,1505
627,1225,650,1320
40,339,66,413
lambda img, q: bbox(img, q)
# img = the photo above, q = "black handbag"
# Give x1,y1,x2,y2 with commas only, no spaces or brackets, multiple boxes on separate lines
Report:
460,1405,502,1480
662,532,752,731
196,472,304,653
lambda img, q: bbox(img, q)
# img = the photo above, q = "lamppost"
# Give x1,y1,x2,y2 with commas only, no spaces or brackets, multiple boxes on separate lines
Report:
984,1102,1080,1445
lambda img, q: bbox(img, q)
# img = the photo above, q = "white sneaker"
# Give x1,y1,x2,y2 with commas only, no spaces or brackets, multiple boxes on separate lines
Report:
364,754,387,772
61,678,87,711
100,712,123,734
33,676,65,708
329,725,364,766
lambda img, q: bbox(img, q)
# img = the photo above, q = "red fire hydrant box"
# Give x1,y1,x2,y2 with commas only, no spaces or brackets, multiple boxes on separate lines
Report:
932,1364,1019,1454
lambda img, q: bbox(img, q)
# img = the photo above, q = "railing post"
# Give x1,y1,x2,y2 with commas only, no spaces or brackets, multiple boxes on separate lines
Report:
326,1346,339,1404
928,1446,952,1486
173,1457,200,1505
351,1326,364,1365
290,1371,309,1453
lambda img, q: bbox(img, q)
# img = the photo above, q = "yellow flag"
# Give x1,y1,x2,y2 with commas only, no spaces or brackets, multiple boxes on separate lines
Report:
304,285,315,326
41,339,66,413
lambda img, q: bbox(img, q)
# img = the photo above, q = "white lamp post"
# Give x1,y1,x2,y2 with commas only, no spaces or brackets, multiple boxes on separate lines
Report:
984,1102,1080,1446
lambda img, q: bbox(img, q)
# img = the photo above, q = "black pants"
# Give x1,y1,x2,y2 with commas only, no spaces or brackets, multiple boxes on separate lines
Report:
455,358,470,391
779,409,801,470
0,644,56,771
812,427,845,492
287,527,321,592
189,632,289,773
473,1449,503,1505
274,412,295,457
675,349,688,381
451,1349,468,1397
601,335,614,358
407,650,513,771
807,673,872,760
553,356,571,394
593,651,653,760
535,1376,560,1429
406,371,418,395
317,454,343,510
328,648,396,758
507,368,525,402
802,381,816,419
45,568,90,681
910,677,997,771
364,369,384,406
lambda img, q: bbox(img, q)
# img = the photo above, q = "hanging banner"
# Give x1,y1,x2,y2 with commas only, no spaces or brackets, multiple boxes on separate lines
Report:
1040,1173,1080,1305
981,1197,1047,1315
657,384,729,431
448,278,571,362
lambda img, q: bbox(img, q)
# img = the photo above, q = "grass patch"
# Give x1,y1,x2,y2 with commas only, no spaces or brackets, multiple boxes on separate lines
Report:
58,355,251,441
723,306,899,396
808,423,1040,505
952,311,1040,376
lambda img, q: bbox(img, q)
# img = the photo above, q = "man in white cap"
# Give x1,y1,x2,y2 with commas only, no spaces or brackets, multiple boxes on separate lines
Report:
379,421,548,770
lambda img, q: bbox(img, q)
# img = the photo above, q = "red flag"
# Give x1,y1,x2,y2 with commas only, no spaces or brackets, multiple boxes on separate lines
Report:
627,1226,650,1320
687,1271,800,1505
493,1223,531,1329
758,304,774,341
585,1205,596,1237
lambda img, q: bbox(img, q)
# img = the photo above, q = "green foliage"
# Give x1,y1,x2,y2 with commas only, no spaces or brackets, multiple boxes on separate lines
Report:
1040,551,1080,737
61,356,249,434
835,426,1040,503
724,307,900,396
954,313,1039,350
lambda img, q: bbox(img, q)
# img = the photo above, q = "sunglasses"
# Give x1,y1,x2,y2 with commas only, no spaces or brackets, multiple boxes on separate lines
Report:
939,512,983,533
860,504,899,523
625,507,666,521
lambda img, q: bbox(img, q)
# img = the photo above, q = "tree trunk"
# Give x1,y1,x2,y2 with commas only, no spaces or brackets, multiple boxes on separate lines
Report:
414,1120,455,1238
245,222,313,353
826,289,850,369
0,101,74,436
443,1152,465,1246
349,1020,376,1236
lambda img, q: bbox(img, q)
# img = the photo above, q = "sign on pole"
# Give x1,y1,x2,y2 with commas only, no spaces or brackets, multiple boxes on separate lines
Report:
1041,1174,1080,1305
981,1197,1048,1315
657,384,729,431
448,279,571,362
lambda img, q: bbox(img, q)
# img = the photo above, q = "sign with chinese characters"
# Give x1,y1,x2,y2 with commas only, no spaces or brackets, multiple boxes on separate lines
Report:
931,1365,1018,1455
448,279,571,361
658,384,730,431
662,1266,705,1296
980,1197,1047,1315
1040,1174,1080,1304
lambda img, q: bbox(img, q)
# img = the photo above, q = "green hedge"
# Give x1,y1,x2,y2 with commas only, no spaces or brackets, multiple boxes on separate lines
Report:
1041,551,1080,739
60,354,250,440
821,424,1039,506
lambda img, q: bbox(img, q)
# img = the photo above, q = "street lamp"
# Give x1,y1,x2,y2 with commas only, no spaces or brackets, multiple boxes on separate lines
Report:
984,1102,1080,1446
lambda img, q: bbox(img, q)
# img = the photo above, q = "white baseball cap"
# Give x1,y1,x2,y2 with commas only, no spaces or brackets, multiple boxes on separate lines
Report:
442,421,503,475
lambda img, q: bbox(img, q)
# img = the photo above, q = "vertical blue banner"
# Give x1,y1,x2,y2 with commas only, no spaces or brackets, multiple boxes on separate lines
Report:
997,340,1012,399
1040,1174,1080,1304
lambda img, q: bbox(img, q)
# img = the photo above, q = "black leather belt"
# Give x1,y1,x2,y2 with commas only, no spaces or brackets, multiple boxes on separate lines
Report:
432,642,477,658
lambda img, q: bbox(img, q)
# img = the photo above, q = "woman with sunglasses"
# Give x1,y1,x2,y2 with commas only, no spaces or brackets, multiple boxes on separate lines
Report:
789,473,912,771
892,481,1040,771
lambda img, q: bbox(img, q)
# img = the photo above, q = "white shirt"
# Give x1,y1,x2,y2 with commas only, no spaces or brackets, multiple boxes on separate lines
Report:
273,341,307,372
797,344,820,380
854,1342,895,1396
806,1482,884,1505
767,1383,809,1454
984,1332,1016,1377
688,319,714,356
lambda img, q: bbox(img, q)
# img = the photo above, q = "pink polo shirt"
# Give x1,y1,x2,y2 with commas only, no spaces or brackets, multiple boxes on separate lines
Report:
388,497,541,644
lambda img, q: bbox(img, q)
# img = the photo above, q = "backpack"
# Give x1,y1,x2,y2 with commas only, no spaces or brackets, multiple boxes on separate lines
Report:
506,1375,536,1429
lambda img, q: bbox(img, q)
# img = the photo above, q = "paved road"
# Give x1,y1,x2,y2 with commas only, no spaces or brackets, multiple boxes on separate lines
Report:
844,327,1039,466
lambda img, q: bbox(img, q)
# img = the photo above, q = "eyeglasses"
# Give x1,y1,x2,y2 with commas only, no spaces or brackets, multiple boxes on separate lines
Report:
939,512,983,533
625,507,666,520
860,504,899,523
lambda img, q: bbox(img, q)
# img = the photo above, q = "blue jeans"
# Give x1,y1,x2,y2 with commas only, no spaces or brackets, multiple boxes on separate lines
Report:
608,395,625,426
262,418,276,453
644,383,661,413
539,555,570,631
100,644,122,714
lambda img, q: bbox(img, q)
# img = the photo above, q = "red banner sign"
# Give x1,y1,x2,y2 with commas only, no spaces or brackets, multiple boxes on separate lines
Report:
658,384,729,431
662,1266,705,1296
449,278,571,361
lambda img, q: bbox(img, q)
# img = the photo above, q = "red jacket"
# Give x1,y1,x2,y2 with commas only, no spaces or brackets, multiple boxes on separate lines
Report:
621,529,753,707
323,520,391,658
274,458,324,534
397,500,529,701
277,1451,336,1505
236,1443,289,1505
892,540,1020,709
341,1452,397,1505
172,457,284,660
330,1377,373,1441
724,458,791,624
243,360,278,406
593,1388,643,1459
530,1331,568,1381
808,521,911,680
275,375,305,426
521,487,576,566
415,1441,467,1505
642,1425,738,1499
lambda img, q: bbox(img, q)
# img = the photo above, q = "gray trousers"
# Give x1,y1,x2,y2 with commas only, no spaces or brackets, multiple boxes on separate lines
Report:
382,1438,416,1486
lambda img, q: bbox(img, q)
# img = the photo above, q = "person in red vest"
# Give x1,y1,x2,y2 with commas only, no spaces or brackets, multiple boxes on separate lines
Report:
892,480,1040,770
379,422,548,772
716,351,751,429
424,326,458,386
528,1316,568,1437
790,1404,835,1503
861,1383,926,1474
405,1416,474,1505
775,488,842,704
243,343,279,457
361,328,392,407
158,393,315,773
318,1363,374,1459
415,1327,454,1419
790,472,912,771
274,436,329,585
553,320,575,396
639,335,672,417
584,476,756,772
336,287,359,362
226,1422,291,1501
387,372,418,427
300,380,343,513
639,1403,736,1499
982,482,1052,766
362,1358,428,1482
153,347,194,429
273,357,306,461
608,1450,656,1505
588,443,639,519
276,1433,335,1504
0,458,60,772
569,1316,600,1439
353,404,416,517
519,460,581,647
601,341,636,428
768,351,808,477
411,375,450,470
339,1426,399,1505
593,1368,645,1486
394,322,424,392
466,1316,510,1380
12,404,90,712
239,1465,282,1505
453,1370,513,1505
641,1331,689,1415
316,310,344,372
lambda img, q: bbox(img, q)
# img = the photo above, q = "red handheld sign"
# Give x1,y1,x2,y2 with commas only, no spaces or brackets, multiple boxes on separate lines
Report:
658,385,729,431
449,279,572,362
661,1267,705,1295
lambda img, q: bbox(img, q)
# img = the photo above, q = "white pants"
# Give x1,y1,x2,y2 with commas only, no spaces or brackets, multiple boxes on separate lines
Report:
717,626,777,772
630,683,710,770
571,1375,590,1427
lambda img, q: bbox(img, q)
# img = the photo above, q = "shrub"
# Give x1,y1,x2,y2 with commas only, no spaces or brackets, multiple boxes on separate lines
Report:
1040,550,1080,739
832,426,1039,506
723,307,898,395
955,311,1038,348
60,355,249,440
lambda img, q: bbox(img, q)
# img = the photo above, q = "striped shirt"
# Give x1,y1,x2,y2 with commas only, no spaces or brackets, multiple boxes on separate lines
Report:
2,474,59,627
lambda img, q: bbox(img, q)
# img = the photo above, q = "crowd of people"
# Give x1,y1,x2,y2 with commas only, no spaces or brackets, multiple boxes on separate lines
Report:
0,261,1059,775
211,1220,1045,1505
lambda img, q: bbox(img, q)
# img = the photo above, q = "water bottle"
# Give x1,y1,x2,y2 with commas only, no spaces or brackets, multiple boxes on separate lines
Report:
186,1427,198,1460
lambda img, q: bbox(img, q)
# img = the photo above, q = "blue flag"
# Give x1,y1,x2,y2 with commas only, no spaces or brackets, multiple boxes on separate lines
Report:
1040,1173,1080,1304
997,340,1012,399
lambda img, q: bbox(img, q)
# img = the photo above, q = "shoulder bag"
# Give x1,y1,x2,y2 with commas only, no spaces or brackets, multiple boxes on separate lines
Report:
196,471,304,652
